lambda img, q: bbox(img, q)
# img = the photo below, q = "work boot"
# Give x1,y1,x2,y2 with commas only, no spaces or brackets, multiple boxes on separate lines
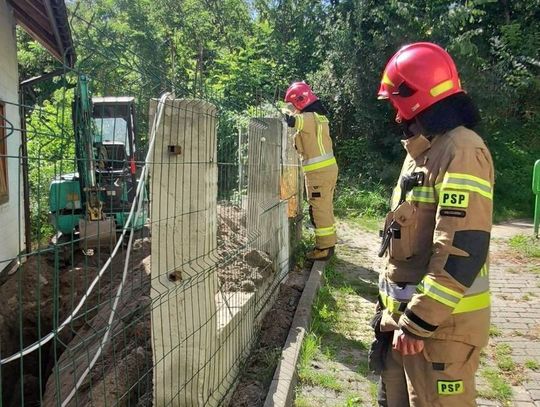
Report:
306,246,335,261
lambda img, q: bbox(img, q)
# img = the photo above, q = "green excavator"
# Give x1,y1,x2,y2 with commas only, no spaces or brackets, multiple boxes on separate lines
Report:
49,75,147,248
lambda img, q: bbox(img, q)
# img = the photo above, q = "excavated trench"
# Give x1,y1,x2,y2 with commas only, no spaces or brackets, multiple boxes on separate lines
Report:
0,205,279,406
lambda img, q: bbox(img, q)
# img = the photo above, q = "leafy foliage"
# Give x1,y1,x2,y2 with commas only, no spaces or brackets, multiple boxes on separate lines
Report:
17,0,540,228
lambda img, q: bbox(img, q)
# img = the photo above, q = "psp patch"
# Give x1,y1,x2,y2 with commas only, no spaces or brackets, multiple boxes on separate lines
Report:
439,190,469,208
437,380,464,395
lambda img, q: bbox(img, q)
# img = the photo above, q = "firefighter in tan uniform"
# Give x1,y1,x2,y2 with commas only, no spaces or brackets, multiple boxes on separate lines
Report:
370,42,494,406
284,82,338,261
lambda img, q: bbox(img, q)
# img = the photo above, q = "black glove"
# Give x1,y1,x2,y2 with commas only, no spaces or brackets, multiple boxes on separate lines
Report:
284,114,296,128
368,308,393,375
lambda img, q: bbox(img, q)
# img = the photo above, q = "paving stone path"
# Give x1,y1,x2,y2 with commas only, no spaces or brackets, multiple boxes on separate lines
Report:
477,220,540,407
294,220,539,407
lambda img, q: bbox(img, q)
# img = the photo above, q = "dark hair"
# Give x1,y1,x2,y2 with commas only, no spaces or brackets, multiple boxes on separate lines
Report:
416,92,481,136
301,100,328,115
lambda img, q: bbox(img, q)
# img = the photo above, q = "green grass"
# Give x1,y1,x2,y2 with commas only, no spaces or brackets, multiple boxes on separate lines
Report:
494,344,516,372
525,359,540,371
334,185,387,231
368,382,378,404
294,395,313,407
299,370,344,391
479,367,513,403
489,325,502,337
295,257,377,405
299,333,319,370
509,234,540,258
348,216,383,232
343,395,363,406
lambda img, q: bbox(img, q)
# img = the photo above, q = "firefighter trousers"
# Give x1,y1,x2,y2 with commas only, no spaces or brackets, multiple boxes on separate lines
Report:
379,338,481,407
305,165,338,249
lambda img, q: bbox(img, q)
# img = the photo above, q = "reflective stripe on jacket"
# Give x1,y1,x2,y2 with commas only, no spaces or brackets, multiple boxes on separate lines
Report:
294,112,337,172
381,126,494,347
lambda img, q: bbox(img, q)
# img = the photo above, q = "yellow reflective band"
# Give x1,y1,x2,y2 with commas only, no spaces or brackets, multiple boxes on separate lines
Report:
303,156,337,172
382,72,394,87
314,113,329,123
419,277,463,308
436,173,493,200
303,153,335,166
425,277,463,299
314,113,326,155
419,284,458,308
315,225,336,237
317,124,326,154
446,173,491,188
407,186,436,204
430,80,454,97
453,291,490,314
296,115,304,131
379,291,405,314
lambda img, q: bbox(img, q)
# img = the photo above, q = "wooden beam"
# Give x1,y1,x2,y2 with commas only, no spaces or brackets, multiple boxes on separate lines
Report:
11,8,61,61
8,0,75,65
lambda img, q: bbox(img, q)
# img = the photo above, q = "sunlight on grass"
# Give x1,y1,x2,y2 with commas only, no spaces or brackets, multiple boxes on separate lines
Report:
299,369,344,392
295,258,378,406
509,234,540,258
525,359,540,371
478,367,513,403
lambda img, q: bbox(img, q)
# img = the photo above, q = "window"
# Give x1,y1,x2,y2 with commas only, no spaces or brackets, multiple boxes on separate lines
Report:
0,103,8,204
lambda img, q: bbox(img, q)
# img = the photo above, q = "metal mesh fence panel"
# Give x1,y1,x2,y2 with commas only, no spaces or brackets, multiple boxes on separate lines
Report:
0,5,303,406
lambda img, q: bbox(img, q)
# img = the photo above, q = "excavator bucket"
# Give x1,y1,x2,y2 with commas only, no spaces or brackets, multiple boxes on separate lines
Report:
79,218,117,249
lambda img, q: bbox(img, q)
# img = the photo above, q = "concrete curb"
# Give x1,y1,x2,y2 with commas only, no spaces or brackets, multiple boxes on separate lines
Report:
263,260,326,407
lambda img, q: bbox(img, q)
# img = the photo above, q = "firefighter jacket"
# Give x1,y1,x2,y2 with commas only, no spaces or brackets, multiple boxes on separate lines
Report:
292,112,338,173
379,126,494,347
290,111,339,246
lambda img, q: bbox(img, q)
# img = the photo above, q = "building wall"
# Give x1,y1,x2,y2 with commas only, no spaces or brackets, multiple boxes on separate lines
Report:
0,0,24,272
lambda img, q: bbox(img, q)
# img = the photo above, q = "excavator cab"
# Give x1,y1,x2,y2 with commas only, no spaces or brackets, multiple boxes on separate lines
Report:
49,77,147,249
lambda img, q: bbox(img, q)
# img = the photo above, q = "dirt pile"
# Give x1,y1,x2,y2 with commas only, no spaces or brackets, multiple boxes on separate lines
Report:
217,204,274,292
41,236,152,407
0,204,276,406
0,251,107,407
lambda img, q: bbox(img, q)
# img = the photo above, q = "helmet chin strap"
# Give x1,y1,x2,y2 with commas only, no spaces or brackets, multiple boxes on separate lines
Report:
400,119,423,139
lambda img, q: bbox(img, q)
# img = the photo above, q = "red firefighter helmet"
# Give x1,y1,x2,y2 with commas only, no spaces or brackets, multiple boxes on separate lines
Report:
378,42,463,122
285,81,319,111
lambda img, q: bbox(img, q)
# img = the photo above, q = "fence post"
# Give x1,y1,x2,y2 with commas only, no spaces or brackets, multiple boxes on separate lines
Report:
533,159,540,238
149,98,219,406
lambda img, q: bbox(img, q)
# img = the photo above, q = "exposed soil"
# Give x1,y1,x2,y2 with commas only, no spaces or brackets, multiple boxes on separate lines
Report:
228,264,311,407
0,244,121,407
0,204,275,406
41,234,153,407
218,204,274,292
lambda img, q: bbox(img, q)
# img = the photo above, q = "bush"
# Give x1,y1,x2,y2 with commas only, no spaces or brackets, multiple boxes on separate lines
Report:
334,183,389,219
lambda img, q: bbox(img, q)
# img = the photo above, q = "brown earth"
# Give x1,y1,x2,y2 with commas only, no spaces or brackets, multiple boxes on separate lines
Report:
228,265,311,407
0,204,275,406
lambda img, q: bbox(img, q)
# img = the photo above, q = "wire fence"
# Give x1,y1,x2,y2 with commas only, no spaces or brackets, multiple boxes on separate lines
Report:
0,6,303,406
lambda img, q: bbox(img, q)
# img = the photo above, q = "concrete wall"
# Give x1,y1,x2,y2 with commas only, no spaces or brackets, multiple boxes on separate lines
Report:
0,0,24,272
149,98,219,407
148,106,299,405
